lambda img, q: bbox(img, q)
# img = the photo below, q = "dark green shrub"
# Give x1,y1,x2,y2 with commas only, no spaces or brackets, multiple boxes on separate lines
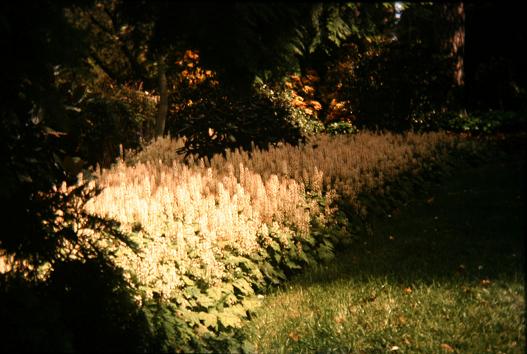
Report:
325,121,359,135
63,81,157,167
439,111,527,134
166,82,323,159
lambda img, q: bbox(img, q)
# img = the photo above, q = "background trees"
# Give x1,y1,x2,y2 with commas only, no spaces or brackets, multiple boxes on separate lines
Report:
5,1,521,166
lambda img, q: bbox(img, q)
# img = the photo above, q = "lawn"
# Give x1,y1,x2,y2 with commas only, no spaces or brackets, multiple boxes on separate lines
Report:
242,148,525,353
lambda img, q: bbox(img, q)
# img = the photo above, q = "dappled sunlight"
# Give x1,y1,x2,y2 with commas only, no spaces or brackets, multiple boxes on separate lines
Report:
79,132,478,302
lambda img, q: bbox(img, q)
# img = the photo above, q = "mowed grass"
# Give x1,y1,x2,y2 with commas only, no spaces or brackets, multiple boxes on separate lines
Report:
242,151,525,353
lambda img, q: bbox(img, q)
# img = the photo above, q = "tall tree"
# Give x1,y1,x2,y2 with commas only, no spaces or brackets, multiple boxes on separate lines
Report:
442,2,466,113
65,0,153,85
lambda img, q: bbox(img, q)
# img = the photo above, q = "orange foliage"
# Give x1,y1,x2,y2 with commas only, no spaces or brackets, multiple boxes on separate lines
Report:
284,69,324,118
170,49,219,115
326,98,353,123
174,49,217,89
284,69,351,123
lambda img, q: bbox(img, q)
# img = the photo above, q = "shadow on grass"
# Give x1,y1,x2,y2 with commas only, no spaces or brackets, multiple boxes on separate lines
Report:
296,151,526,287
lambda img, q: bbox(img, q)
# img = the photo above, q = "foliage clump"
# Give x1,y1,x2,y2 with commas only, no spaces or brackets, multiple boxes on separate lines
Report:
164,49,323,158
72,131,482,351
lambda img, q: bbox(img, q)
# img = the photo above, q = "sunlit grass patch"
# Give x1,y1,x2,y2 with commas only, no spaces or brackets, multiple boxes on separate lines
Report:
244,272,524,353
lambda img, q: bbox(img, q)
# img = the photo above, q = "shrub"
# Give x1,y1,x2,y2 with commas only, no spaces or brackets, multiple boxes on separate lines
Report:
83,151,342,351
167,82,324,158
440,111,527,134
85,157,335,297
73,82,157,166
163,50,324,158
0,117,147,352
325,121,359,135
54,68,157,167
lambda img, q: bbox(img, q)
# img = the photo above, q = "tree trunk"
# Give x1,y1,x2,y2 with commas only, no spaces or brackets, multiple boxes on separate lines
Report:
450,3,465,87
443,3,466,113
155,58,168,137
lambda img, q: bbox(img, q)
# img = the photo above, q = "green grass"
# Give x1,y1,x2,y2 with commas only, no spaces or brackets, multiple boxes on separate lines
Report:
242,151,526,353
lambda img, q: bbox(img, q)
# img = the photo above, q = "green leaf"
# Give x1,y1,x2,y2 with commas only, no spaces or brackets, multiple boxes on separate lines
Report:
223,293,238,307
228,304,248,318
272,250,282,263
198,311,218,329
260,262,286,283
286,259,302,270
224,255,248,265
183,286,201,300
303,234,317,246
242,297,263,313
180,309,201,326
233,278,254,296
173,294,191,308
268,239,281,252
196,293,215,308
297,246,314,265
206,286,225,302
317,243,335,262
221,282,235,294
217,311,243,328
181,275,195,286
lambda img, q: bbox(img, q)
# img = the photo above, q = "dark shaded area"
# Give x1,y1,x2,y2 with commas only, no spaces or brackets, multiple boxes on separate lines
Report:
0,258,153,353
1,0,87,261
167,85,309,159
0,3,154,352
298,140,526,286
315,3,527,131
465,2,527,112
345,3,455,130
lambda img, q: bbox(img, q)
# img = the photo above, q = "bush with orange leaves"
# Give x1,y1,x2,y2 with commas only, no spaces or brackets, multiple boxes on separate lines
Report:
174,49,218,90
163,50,325,158
284,69,324,119
283,68,357,129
